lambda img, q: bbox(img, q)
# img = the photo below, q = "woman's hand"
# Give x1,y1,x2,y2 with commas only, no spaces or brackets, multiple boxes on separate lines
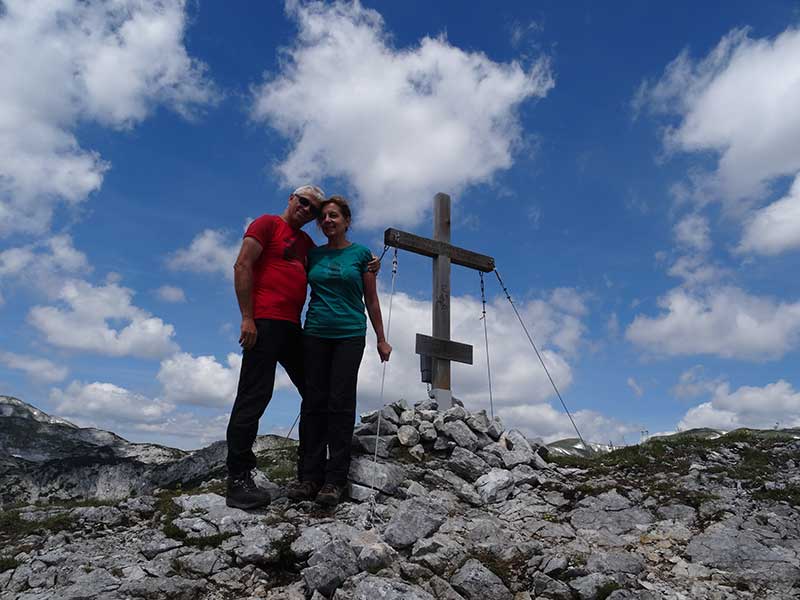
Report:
367,255,381,274
377,340,392,362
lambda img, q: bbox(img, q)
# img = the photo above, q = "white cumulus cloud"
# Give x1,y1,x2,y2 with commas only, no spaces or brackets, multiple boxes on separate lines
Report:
0,0,216,236
672,365,726,399
674,213,711,252
679,379,800,431
636,27,800,207
167,229,240,280
157,351,292,408
158,352,241,407
51,380,174,425
48,380,227,449
252,0,554,228
29,279,178,359
626,286,800,360
499,403,640,446
156,285,187,303
0,235,91,301
739,174,800,256
0,351,68,383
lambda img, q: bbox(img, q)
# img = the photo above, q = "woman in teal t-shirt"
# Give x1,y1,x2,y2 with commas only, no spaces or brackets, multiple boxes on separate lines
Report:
288,195,391,507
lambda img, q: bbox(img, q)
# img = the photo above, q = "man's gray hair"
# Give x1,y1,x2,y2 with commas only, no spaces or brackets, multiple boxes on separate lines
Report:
292,185,325,203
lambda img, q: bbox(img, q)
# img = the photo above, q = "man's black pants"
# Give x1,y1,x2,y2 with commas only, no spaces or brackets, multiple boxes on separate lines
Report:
299,334,366,486
226,319,304,478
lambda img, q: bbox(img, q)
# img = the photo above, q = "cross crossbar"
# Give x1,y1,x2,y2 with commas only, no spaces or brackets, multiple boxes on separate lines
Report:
384,228,495,272
415,334,473,364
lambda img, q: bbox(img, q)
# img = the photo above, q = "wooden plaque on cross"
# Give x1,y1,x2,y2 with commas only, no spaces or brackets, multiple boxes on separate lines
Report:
384,193,495,407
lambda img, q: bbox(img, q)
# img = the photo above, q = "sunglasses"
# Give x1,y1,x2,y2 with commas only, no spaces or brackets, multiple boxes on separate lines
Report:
295,194,320,217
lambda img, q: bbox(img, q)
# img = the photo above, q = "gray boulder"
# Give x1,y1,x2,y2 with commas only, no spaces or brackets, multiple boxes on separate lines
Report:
442,421,479,451
348,456,406,495
448,447,489,482
449,558,512,600
398,425,421,447
341,574,436,599
418,421,437,442
303,539,360,596
569,573,619,600
383,496,448,549
586,550,645,575
474,468,515,504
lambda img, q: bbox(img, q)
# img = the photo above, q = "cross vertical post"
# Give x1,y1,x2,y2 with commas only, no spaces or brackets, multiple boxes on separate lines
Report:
432,193,452,405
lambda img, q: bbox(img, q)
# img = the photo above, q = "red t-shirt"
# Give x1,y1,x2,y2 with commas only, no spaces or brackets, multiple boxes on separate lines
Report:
244,215,315,323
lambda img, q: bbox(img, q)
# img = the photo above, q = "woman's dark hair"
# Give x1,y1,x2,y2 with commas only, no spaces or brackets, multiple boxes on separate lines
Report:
318,195,352,223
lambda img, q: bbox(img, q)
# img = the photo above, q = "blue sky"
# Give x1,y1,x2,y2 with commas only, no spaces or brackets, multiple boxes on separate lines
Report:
2,0,800,449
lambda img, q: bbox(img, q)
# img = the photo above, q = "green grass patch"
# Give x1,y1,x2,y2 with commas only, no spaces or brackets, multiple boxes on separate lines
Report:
256,445,298,483
573,482,615,497
0,556,19,573
0,510,74,542
597,582,622,600
472,548,530,588
753,485,800,506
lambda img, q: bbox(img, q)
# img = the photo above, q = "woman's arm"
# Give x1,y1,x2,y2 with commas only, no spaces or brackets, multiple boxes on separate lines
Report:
363,270,391,362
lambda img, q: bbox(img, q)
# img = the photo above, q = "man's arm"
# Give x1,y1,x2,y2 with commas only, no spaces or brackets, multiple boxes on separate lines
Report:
234,237,263,350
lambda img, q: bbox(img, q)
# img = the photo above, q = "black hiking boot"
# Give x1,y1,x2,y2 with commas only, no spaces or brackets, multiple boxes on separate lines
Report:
315,483,345,507
287,480,322,502
226,472,271,510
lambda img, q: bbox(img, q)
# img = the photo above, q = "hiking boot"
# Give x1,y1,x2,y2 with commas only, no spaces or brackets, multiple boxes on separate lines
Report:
315,483,346,507
287,480,322,502
226,472,271,510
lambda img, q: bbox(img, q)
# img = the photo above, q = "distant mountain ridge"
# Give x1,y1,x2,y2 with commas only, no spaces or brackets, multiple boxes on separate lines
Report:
0,395,77,428
0,395,291,506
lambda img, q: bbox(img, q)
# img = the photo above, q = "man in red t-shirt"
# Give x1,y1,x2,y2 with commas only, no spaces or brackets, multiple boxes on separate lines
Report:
225,185,325,509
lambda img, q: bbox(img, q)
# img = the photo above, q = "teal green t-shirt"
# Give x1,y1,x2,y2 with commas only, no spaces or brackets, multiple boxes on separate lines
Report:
304,243,373,338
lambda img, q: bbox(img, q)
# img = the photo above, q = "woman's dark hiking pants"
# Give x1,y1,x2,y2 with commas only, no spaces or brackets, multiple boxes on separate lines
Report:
299,334,366,486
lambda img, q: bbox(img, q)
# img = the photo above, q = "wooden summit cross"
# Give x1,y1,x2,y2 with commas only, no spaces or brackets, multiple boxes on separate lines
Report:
384,193,495,407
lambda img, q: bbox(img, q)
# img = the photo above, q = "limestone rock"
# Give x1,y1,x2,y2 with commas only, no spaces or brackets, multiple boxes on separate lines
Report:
442,420,479,452
448,447,489,482
398,425,421,447
348,456,406,495
355,419,399,436
586,550,645,575
418,421,437,442
415,399,439,411
465,410,490,434
354,434,397,458
450,558,512,600
340,574,436,599
232,522,296,565
358,542,398,572
486,416,504,440
569,573,619,600
383,496,448,549
443,406,468,422
303,539,360,596
474,468,515,504
409,444,425,461
530,572,573,600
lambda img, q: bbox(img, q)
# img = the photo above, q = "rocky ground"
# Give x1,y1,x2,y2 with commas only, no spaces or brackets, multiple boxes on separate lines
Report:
1,396,800,599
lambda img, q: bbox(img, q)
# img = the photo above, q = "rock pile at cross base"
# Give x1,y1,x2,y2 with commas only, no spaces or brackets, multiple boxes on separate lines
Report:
2,396,800,600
